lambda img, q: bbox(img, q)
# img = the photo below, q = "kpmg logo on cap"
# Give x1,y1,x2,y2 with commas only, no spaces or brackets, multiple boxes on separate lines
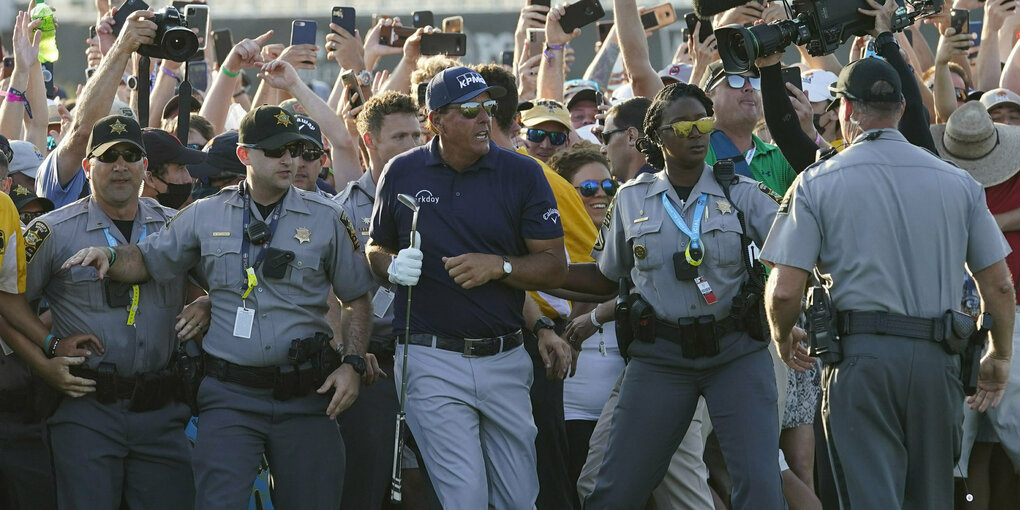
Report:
415,189,440,204
456,72,486,90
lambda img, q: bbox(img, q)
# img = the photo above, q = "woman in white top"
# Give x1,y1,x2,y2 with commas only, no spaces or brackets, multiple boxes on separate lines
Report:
548,142,627,503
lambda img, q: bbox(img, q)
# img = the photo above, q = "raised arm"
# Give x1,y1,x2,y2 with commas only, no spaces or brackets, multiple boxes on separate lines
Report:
537,5,581,102
199,30,274,134
613,0,662,99
257,59,362,186
51,10,156,187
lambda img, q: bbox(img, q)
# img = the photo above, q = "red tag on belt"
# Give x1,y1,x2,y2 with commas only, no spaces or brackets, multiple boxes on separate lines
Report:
695,276,718,305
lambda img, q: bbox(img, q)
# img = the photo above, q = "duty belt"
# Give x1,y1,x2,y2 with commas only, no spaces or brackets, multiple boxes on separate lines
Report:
654,315,743,344
838,311,946,342
407,330,524,358
204,355,279,389
70,365,179,411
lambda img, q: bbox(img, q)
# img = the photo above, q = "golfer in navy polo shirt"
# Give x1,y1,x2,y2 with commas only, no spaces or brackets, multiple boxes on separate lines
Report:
367,67,568,508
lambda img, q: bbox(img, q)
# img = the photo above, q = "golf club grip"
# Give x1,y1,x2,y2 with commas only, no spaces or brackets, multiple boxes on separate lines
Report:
390,414,407,503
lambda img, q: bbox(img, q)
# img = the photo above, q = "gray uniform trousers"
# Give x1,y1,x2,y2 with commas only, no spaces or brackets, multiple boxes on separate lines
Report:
582,340,783,510
822,334,963,510
576,370,714,510
0,415,55,510
337,352,398,509
192,377,345,510
47,396,194,510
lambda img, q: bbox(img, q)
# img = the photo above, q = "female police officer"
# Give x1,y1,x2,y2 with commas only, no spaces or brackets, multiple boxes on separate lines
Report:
562,83,787,509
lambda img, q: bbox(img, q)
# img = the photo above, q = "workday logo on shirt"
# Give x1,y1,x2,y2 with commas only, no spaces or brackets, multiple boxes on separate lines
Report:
416,190,440,205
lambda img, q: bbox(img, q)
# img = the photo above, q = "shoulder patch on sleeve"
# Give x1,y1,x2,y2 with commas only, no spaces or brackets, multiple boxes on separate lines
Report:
777,187,793,215
338,210,360,251
24,221,51,263
757,182,782,204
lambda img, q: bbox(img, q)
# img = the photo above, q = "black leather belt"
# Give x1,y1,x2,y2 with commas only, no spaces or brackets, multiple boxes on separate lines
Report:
70,367,140,400
407,330,524,357
654,316,743,344
204,355,279,389
838,311,945,343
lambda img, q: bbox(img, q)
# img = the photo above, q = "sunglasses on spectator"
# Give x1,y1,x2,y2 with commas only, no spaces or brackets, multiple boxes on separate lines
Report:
525,128,568,146
724,75,761,90
575,179,618,197
659,117,715,138
20,211,46,224
240,143,306,158
447,100,497,119
598,127,628,145
95,148,144,163
301,148,325,162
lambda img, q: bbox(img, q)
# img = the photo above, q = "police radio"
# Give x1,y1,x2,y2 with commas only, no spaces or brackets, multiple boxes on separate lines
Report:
806,271,842,364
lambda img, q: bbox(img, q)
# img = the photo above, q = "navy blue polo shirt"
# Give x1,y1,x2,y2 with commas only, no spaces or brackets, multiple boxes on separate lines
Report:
370,138,563,338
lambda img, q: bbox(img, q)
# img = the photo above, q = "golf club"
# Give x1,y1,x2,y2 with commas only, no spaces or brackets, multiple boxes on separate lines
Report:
390,193,420,504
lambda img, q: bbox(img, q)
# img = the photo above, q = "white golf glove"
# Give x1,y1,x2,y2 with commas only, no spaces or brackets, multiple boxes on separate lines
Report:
388,233,423,286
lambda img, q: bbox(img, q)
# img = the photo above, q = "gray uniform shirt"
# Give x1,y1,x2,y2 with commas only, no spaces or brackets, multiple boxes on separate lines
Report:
334,171,394,346
595,164,779,322
760,129,1010,317
24,197,186,375
139,186,374,367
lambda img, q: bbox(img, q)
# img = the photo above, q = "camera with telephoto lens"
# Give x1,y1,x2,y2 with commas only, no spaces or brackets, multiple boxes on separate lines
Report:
137,7,199,62
716,0,943,73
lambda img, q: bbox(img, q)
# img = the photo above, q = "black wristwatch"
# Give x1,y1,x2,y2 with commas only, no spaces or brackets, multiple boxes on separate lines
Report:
342,354,367,376
532,316,556,337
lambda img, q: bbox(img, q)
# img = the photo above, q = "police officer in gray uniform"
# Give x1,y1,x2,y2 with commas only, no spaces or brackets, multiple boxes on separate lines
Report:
66,101,375,508
333,90,422,508
25,115,196,510
761,57,1015,510
562,82,786,510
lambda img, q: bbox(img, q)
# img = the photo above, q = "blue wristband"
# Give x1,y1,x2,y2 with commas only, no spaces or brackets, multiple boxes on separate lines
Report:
43,333,55,353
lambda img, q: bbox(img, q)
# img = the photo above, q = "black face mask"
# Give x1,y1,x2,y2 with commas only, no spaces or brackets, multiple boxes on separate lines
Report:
155,175,194,209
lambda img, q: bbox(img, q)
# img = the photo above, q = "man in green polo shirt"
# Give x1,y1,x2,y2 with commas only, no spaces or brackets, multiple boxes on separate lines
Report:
701,62,797,196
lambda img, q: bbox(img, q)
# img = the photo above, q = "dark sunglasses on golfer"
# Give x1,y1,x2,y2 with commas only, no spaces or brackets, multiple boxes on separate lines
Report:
448,100,498,119
575,179,619,197
660,117,715,138
525,128,568,146
95,148,144,163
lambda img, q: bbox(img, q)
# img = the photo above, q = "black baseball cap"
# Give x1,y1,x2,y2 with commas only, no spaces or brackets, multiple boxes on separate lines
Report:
829,58,903,104
294,115,323,149
87,115,146,158
10,184,54,213
0,135,12,165
187,131,247,180
142,128,206,172
425,67,506,112
161,94,203,120
238,106,306,149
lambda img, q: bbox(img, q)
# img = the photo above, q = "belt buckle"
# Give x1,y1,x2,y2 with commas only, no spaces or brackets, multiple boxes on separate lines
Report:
462,338,482,358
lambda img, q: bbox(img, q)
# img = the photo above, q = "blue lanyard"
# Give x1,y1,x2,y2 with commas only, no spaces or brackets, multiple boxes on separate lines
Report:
102,223,147,247
662,193,707,266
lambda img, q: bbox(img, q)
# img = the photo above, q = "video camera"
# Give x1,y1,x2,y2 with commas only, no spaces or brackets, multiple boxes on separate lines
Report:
136,7,199,62
716,0,943,73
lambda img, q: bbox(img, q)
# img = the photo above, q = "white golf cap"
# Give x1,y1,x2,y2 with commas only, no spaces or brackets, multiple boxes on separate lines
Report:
801,69,838,103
